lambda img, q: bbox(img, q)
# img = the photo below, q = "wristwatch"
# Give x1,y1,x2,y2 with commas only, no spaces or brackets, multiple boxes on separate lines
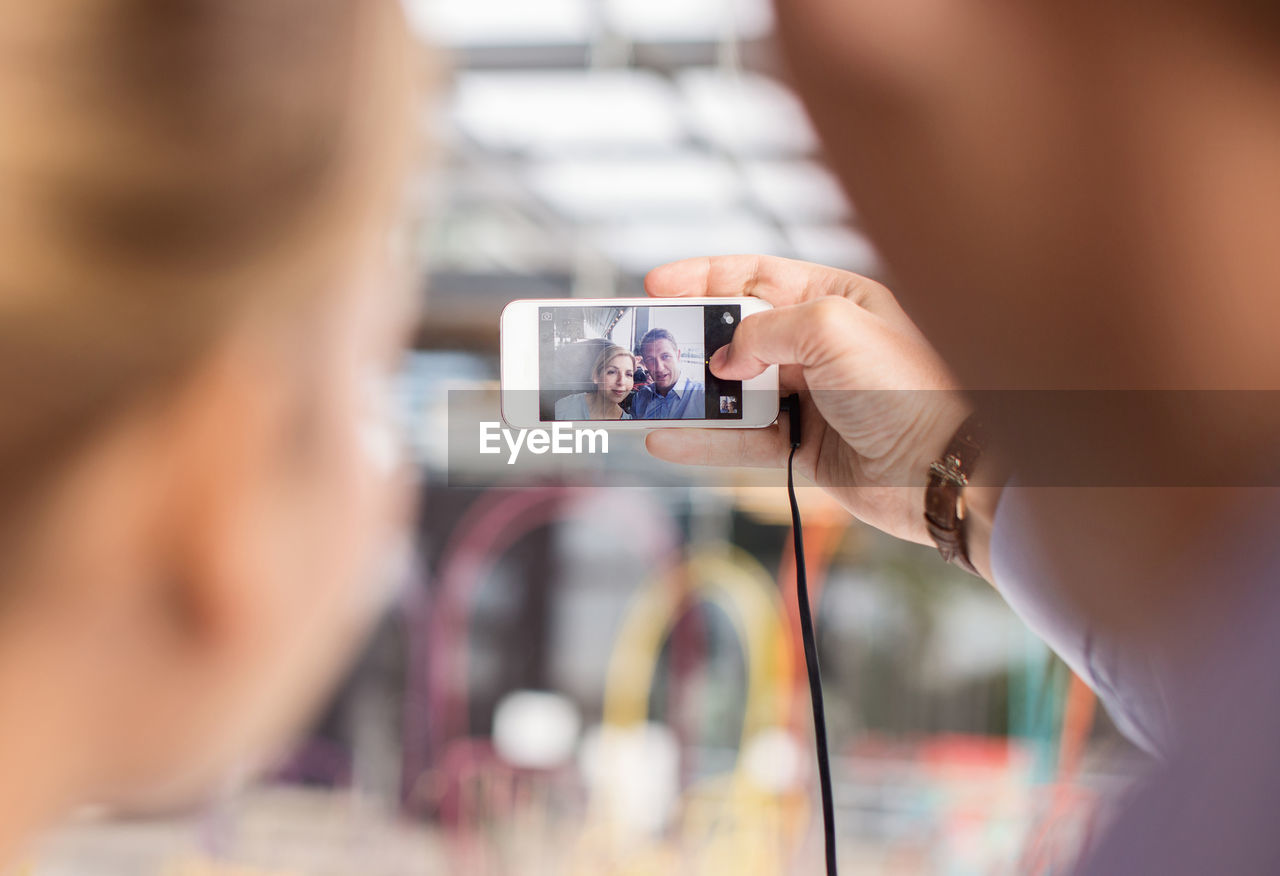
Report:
924,413,985,575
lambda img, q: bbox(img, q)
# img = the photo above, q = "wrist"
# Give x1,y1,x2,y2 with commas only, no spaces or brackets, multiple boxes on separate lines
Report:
923,413,1004,580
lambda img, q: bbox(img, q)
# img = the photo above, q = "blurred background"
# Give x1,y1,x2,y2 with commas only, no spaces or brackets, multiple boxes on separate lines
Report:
30,0,1140,873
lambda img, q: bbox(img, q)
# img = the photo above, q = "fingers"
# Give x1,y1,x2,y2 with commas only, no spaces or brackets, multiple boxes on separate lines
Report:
644,254,907,325
709,296,862,380
645,425,789,469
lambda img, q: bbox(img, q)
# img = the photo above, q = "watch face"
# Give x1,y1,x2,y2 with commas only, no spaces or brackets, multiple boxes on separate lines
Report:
924,414,985,574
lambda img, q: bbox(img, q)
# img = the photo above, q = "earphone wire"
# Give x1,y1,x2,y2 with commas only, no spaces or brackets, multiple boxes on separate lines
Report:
785,395,838,875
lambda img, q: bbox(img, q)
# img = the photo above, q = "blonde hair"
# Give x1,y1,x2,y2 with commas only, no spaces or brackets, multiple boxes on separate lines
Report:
0,1,414,524
592,345,636,384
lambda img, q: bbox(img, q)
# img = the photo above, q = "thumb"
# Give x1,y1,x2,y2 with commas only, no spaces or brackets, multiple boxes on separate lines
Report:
711,296,861,380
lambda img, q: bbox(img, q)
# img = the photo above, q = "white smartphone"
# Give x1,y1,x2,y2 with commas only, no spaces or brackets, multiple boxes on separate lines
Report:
500,297,780,429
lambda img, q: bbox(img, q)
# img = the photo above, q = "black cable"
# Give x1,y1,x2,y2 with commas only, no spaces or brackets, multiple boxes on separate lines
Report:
781,393,837,875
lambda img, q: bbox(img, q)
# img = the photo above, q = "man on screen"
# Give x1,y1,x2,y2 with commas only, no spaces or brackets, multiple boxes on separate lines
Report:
632,327,705,419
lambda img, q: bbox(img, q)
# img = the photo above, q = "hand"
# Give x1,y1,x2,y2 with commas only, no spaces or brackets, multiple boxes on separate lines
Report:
644,255,999,575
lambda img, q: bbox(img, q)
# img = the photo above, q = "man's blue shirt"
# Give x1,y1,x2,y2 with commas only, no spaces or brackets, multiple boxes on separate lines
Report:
632,375,705,419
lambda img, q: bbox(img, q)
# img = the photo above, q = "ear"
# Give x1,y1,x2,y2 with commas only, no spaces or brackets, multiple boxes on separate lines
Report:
2,324,308,808
4,323,290,654
151,326,298,663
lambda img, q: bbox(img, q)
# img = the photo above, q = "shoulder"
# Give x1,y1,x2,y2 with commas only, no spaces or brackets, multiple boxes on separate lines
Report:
554,393,587,417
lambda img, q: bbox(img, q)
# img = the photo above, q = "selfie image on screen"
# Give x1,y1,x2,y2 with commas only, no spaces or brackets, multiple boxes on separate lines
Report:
538,304,742,421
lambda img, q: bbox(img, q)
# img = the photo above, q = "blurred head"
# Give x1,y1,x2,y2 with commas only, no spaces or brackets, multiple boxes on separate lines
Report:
773,0,1280,636
0,0,418,818
592,347,636,406
775,0,1280,391
639,329,681,393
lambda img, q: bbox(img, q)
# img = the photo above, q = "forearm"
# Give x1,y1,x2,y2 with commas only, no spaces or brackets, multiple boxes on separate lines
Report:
963,481,1002,584
983,483,1172,756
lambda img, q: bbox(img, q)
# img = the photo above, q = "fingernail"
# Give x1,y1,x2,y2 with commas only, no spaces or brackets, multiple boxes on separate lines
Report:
710,346,729,371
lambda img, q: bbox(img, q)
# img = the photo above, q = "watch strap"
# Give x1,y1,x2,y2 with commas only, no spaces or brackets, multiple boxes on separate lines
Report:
924,413,984,575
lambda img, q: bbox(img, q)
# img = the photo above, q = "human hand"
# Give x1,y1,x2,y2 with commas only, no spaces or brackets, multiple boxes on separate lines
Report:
644,255,997,571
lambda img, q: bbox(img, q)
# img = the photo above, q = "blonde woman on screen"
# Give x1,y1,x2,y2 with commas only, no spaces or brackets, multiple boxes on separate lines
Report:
554,345,637,420
0,0,417,863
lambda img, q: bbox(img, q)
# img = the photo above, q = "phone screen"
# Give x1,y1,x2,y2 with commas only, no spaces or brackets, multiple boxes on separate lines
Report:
537,303,743,422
